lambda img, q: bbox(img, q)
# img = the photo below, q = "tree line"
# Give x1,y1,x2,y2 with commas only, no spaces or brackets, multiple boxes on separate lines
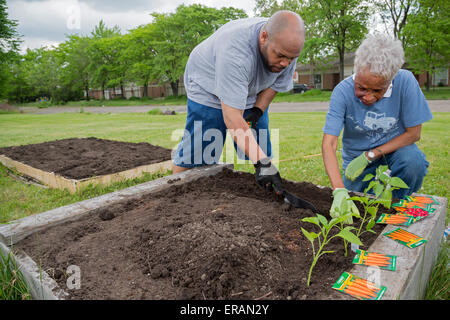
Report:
255,0,449,90
0,0,448,104
1,4,247,103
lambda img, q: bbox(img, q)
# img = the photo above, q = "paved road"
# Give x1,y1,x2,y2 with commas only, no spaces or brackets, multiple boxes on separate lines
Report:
18,99,450,114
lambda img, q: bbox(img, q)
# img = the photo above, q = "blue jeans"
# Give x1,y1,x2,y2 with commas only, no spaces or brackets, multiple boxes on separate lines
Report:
343,144,429,199
173,98,272,168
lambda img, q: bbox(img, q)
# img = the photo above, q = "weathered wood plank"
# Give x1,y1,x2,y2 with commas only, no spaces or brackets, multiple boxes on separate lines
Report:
0,154,173,193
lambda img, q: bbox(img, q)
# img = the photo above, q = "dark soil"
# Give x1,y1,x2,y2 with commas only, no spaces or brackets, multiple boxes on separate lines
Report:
0,137,172,179
16,168,391,300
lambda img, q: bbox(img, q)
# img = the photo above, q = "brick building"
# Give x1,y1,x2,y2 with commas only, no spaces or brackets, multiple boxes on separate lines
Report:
295,52,449,90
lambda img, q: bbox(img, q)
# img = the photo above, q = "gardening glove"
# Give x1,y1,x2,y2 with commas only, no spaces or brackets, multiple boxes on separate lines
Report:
345,152,370,181
254,157,282,191
244,106,263,129
330,188,360,224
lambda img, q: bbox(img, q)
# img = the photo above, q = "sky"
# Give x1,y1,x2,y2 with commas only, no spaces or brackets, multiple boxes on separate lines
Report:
6,0,257,53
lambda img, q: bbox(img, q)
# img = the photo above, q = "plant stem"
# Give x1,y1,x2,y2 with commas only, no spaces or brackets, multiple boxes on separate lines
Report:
340,222,348,257
306,229,334,286
357,207,368,237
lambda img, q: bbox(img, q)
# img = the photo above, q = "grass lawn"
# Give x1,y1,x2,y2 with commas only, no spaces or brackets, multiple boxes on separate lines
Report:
0,111,448,300
12,87,449,109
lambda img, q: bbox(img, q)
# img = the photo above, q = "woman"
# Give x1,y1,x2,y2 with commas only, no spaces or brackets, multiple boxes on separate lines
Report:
322,34,432,218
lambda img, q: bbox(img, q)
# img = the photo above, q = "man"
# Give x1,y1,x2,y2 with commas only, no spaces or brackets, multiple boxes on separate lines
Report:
172,10,305,190
322,34,432,219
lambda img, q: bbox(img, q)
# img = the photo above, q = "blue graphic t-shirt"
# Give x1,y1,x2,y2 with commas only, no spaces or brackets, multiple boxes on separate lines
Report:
323,69,433,169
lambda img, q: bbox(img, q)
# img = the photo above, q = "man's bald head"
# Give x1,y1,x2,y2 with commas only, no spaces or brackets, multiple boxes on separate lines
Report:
259,10,305,73
264,10,305,41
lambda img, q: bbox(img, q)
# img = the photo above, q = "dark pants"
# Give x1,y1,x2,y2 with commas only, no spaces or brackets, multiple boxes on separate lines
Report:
343,144,429,199
173,98,272,167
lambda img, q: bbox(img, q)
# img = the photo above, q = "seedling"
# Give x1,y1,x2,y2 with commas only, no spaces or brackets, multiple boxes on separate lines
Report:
301,213,362,286
349,165,409,238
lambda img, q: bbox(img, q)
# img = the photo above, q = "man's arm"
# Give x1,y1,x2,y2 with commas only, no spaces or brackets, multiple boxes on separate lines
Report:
254,87,277,111
322,133,345,190
222,102,267,163
221,87,277,163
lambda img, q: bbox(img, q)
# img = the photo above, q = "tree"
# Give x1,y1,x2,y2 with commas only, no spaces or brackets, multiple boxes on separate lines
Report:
253,0,366,84
0,0,21,98
254,0,302,16
103,35,128,98
150,4,247,96
91,19,121,39
57,35,92,100
402,0,450,91
374,0,416,45
123,24,158,98
87,20,122,99
307,0,369,82
7,52,36,103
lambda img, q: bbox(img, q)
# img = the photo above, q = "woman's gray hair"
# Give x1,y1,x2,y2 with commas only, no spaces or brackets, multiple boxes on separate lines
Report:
354,34,405,82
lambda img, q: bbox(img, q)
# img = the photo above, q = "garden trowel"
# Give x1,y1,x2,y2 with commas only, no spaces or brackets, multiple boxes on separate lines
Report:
273,183,318,213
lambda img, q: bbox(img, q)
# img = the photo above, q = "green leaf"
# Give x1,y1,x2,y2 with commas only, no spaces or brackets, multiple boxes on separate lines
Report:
349,196,367,205
362,173,375,181
336,229,363,246
367,206,378,217
389,177,409,189
373,182,384,198
380,188,393,209
376,165,389,185
364,180,377,194
302,216,320,227
329,217,339,226
377,165,389,176
366,218,376,231
316,214,328,227
301,227,319,242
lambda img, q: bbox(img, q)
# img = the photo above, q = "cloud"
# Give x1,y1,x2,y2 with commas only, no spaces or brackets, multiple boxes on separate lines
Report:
7,0,256,53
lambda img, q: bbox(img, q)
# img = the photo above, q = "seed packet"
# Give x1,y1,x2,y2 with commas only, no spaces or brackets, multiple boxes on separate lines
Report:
352,249,396,271
394,206,435,216
376,213,414,226
406,195,439,205
392,200,433,211
332,272,386,300
396,207,433,224
383,227,427,248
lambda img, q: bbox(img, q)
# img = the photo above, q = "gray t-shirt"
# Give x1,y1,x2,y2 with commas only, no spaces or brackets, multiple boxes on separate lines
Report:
184,17,297,110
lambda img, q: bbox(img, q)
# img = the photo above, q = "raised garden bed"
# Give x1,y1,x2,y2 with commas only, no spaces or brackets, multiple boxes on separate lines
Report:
0,137,173,193
10,167,394,300
1,165,445,300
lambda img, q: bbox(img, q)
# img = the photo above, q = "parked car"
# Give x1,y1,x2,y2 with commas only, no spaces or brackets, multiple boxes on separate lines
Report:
293,83,309,94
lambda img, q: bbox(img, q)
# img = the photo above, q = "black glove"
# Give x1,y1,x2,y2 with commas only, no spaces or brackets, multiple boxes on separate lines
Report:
244,106,263,129
254,157,282,191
